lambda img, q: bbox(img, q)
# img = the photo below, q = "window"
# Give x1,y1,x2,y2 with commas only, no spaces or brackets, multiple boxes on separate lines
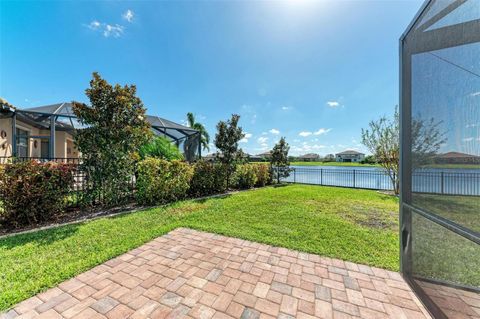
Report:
16,128,29,157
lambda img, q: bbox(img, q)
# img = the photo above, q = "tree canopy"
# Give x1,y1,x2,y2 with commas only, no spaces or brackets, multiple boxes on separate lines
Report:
214,114,245,188
73,72,151,204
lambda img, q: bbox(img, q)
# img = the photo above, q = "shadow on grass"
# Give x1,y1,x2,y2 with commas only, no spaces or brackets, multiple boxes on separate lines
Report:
0,223,80,249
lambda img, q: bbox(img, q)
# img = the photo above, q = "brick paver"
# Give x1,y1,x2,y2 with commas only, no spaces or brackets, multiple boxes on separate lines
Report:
1,228,436,319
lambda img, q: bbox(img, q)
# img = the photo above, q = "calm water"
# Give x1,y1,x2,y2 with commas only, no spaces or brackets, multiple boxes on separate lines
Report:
283,165,480,195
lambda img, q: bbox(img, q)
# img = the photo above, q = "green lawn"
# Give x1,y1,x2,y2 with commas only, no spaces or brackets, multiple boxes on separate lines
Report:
290,161,380,167
0,184,399,311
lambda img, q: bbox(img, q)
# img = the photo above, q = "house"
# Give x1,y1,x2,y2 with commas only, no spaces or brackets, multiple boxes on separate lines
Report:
434,151,480,165
335,150,365,162
297,153,320,162
256,151,272,161
0,99,200,162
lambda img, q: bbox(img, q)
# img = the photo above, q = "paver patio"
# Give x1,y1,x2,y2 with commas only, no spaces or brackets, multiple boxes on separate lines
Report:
1,228,432,319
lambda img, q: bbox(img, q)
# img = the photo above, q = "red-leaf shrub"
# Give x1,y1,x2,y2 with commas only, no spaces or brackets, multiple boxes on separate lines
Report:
252,163,272,187
0,161,75,227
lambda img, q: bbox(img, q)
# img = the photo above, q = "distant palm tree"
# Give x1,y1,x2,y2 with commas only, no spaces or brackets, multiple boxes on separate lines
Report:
187,112,210,151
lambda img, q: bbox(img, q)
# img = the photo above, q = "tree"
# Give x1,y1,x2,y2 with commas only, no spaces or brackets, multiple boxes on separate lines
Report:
214,114,245,188
187,112,210,152
362,107,400,194
361,106,446,194
270,137,292,183
139,136,183,161
73,72,151,205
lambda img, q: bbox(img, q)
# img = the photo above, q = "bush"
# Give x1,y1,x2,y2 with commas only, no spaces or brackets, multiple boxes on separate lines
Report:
252,163,271,187
136,158,193,205
0,161,75,227
232,164,257,189
189,160,227,197
139,136,184,161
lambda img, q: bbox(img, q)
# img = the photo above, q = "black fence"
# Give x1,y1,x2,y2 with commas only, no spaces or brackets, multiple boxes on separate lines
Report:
284,167,480,196
0,157,135,210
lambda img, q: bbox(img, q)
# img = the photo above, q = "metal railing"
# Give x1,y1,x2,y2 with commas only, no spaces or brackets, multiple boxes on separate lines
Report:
0,157,135,210
285,167,480,196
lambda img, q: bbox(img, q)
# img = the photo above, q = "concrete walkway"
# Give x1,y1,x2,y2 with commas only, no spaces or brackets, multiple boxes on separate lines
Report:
1,228,431,319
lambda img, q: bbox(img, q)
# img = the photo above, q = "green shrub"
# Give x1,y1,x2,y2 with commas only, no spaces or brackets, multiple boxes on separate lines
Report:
139,136,184,161
232,164,257,189
189,160,227,197
0,161,75,227
252,163,271,187
136,158,193,205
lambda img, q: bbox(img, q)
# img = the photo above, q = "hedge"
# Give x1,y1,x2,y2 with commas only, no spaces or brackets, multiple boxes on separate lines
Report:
189,160,227,197
136,158,194,205
0,161,75,227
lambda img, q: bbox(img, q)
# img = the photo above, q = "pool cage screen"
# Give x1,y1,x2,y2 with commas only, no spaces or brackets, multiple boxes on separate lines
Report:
7,103,201,162
400,1,479,318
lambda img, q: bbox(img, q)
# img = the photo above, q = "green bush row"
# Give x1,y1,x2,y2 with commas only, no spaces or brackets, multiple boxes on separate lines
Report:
0,160,272,228
137,160,273,203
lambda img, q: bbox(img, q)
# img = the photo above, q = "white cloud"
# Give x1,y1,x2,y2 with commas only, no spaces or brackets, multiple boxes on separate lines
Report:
281,106,292,111
257,137,268,144
269,129,280,135
326,101,340,108
85,20,124,38
104,24,124,38
87,20,101,30
240,133,253,143
313,128,331,136
123,9,134,22
299,131,312,137
462,137,474,142
470,91,480,97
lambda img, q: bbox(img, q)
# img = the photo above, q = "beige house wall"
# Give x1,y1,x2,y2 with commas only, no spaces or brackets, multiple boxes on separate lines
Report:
0,117,77,159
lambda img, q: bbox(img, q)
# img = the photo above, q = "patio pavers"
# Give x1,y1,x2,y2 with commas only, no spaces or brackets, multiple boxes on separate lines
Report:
1,228,432,319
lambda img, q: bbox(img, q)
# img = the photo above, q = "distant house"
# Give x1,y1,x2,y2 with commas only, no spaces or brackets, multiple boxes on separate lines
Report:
335,150,365,163
256,151,272,161
434,152,480,165
297,153,320,162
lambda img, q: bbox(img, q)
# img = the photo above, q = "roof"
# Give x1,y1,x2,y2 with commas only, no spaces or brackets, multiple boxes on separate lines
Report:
256,151,272,157
15,102,198,142
435,152,480,159
336,150,364,156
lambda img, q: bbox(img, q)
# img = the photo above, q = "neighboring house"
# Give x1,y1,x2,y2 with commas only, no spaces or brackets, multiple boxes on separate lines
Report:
256,151,272,161
335,150,365,162
0,100,200,162
297,153,320,162
434,151,480,165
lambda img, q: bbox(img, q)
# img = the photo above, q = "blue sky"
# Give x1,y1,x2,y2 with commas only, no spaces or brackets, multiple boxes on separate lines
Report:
0,0,422,156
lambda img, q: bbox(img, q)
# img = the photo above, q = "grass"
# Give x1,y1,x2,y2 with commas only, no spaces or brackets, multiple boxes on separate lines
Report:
0,184,399,311
413,193,480,233
290,161,380,167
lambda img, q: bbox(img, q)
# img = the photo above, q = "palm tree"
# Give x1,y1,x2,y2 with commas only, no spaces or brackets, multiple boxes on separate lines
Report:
187,112,210,152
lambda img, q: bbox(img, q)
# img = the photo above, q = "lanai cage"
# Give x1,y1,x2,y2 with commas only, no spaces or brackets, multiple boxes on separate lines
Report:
0,102,201,162
400,0,479,318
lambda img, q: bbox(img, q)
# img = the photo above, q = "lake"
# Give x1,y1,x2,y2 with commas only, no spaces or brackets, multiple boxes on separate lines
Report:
282,165,480,195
